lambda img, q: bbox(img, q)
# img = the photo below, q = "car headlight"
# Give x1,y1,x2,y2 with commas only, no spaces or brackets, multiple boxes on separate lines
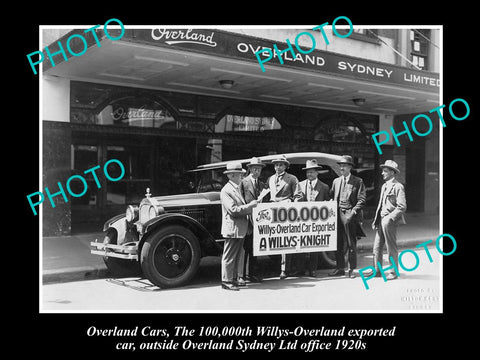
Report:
126,205,139,223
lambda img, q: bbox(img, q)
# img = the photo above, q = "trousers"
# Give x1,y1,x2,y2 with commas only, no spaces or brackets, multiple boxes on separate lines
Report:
373,216,398,273
336,208,358,269
221,237,245,282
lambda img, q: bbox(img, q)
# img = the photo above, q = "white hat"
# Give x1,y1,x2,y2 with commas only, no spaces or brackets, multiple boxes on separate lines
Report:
223,161,246,174
380,160,400,173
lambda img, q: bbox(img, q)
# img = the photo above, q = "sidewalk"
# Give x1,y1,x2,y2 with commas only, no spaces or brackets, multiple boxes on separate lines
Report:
42,212,440,284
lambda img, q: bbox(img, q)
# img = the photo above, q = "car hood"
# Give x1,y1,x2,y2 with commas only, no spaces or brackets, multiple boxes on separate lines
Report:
148,191,220,208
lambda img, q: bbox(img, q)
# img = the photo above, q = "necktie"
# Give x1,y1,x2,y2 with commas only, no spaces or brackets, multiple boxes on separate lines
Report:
309,181,314,201
276,174,282,188
254,178,259,197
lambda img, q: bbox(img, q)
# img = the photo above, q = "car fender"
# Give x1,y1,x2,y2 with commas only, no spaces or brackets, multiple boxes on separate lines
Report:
102,214,127,244
142,213,221,256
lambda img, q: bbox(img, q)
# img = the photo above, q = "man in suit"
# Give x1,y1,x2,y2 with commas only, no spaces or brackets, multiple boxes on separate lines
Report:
294,159,330,277
365,160,406,280
329,155,366,278
220,161,258,291
239,157,266,283
267,155,299,279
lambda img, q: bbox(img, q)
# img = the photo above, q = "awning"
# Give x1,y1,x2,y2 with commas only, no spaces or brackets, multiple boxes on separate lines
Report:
43,28,440,115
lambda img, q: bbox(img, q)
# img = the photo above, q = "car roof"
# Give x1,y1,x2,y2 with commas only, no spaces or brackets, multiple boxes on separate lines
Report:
188,152,343,175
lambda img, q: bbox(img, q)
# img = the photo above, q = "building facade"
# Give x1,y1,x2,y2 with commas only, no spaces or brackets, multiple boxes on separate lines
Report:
41,26,440,235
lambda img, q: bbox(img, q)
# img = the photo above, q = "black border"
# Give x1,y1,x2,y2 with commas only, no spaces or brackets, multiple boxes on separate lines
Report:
18,4,474,357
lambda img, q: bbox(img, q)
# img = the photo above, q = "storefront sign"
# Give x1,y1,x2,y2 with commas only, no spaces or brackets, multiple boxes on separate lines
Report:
125,28,439,92
111,105,174,123
224,115,280,132
252,201,337,256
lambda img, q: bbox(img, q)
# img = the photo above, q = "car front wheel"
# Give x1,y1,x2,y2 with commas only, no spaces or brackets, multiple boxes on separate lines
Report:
140,225,201,288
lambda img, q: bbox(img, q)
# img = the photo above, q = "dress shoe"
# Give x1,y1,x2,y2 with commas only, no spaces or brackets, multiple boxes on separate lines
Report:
386,272,398,280
279,271,287,280
362,269,382,278
221,282,239,291
348,269,356,278
234,278,247,287
328,269,345,277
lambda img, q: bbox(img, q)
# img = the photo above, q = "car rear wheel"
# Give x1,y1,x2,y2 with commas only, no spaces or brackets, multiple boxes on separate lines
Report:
140,225,201,288
103,229,142,277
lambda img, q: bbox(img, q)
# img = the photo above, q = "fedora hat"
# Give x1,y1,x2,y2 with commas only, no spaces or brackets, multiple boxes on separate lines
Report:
337,155,355,166
223,161,246,174
380,160,400,174
302,159,323,170
246,157,266,168
271,154,290,166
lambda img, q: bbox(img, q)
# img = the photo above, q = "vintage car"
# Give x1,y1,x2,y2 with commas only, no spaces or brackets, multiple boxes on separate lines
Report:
90,152,347,288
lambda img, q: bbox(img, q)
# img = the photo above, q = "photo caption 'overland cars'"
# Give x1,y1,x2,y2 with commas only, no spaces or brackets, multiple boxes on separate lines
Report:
91,152,354,288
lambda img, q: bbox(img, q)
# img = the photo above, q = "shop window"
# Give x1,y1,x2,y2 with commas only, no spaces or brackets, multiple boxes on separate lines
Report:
70,81,178,129
410,29,430,70
105,145,152,205
314,118,367,143
335,28,379,44
71,145,99,206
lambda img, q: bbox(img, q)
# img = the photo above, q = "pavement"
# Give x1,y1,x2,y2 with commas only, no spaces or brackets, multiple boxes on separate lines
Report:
42,212,440,284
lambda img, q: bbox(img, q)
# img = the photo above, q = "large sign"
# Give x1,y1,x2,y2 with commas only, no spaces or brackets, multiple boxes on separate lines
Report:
252,201,337,256
122,28,439,92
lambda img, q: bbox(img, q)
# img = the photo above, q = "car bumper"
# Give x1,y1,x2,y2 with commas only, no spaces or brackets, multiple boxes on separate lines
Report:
90,240,139,260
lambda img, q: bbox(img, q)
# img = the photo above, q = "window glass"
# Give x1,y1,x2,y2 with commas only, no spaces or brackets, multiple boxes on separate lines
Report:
71,145,98,206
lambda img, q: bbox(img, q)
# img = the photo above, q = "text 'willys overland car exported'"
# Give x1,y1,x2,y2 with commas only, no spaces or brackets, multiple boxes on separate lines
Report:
91,152,355,288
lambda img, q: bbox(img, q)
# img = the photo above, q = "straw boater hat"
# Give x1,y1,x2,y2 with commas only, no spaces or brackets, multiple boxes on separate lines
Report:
223,161,246,174
380,160,400,174
270,154,290,166
302,159,323,170
246,157,266,168
337,155,355,166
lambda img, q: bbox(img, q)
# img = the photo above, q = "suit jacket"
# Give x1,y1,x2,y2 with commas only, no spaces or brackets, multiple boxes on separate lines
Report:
373,178,407,226
239,174,266,204
268,172,298,202
220,181,254,238
294,179,330,202
330,174,366,218
240,175,266,235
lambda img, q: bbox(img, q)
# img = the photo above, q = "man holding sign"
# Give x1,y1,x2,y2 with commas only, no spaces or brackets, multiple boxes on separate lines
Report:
267,155,299,279
220,162,258,291
239,157,267,283
294,159,331,277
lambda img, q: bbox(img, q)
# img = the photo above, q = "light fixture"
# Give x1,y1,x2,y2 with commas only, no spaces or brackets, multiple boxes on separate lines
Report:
353,98,366,106
219,80,235,89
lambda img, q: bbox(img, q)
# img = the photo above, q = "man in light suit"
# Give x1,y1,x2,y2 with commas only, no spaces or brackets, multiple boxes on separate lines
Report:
267,155,299,279
329,155,366,278
294,159,330,277
365,160,406,280
220,161,258,291
239,157,266,283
